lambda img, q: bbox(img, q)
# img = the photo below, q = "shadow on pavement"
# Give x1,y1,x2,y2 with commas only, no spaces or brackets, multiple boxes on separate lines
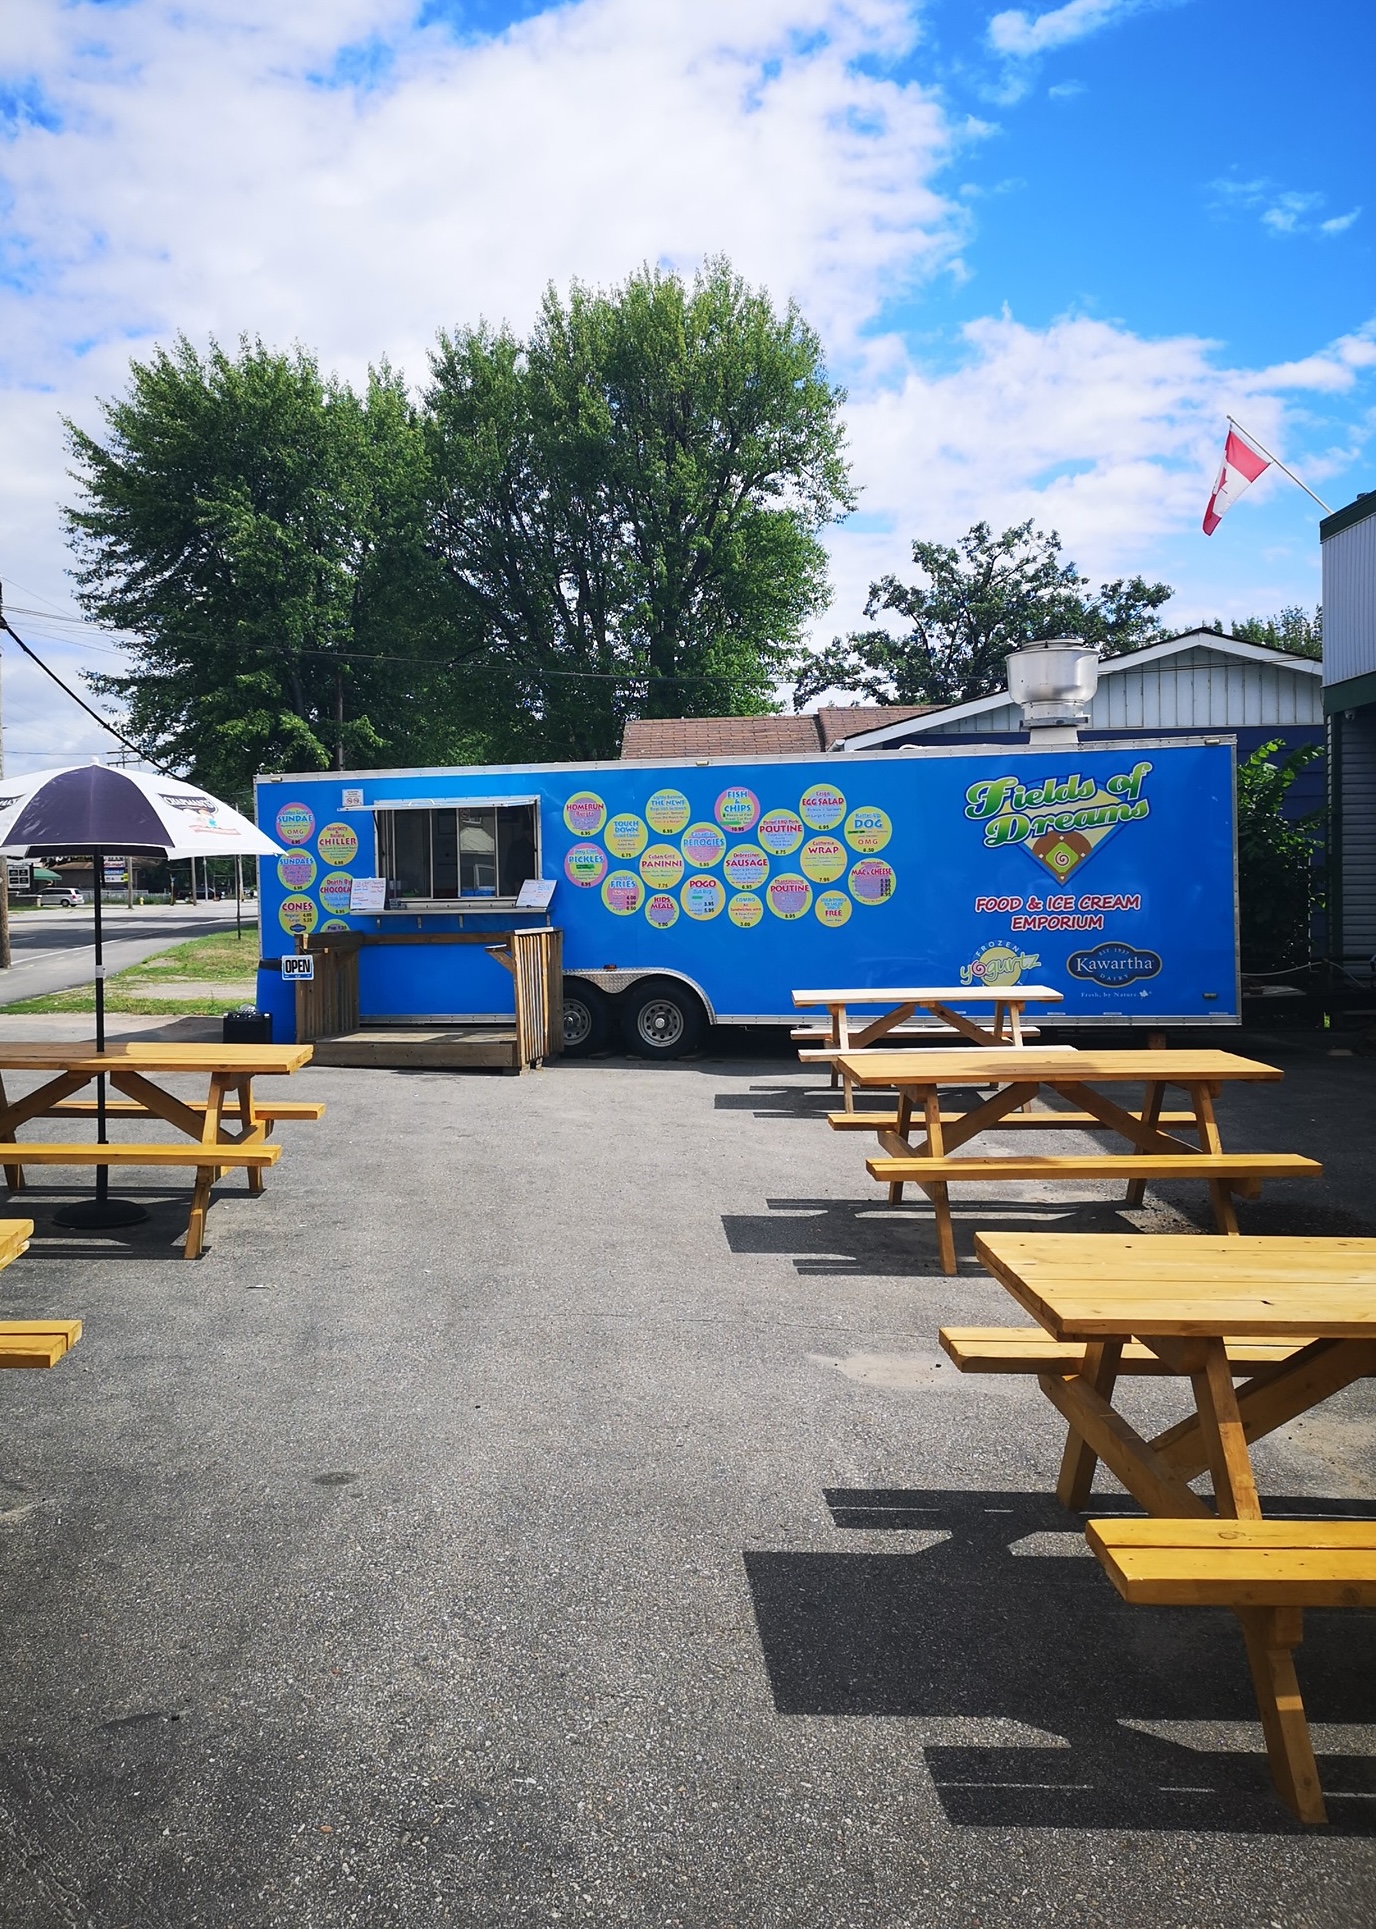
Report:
744,1488,1376,1835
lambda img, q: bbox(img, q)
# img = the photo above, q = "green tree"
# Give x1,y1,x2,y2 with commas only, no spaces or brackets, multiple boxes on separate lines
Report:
1236,738,1323,971
64,336,464,801
425,258,855,760
1230,604,1322,659
794,520,1172,708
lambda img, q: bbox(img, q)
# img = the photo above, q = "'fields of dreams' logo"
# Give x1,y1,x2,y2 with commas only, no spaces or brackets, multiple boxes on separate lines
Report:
964,761,1152,882
1068,941,1162,987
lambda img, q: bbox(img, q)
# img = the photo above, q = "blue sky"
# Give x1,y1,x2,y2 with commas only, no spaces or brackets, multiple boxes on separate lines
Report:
1,0,1372,763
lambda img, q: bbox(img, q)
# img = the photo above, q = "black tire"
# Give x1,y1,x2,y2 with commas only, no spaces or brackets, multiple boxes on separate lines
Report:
620,978,706,1060
562,979,612,1057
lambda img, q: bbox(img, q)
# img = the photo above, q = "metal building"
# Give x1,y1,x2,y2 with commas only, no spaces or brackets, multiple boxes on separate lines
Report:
1322,492,1376,966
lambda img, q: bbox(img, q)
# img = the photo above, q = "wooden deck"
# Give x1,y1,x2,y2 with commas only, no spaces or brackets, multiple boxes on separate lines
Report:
308,1027,526,1070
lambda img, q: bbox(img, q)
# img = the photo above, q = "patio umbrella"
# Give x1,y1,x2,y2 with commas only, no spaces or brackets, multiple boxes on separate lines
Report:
0,764,281,1230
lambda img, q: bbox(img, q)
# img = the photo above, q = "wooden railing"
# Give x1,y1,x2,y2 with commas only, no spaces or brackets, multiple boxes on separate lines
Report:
294,928,563,1068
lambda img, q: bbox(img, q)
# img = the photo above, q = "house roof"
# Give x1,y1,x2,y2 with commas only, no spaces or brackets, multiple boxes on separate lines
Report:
619,705,934,760
833,630,1323,752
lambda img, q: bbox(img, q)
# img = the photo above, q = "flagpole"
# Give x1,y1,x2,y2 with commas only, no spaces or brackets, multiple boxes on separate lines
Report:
1227,417,1333,514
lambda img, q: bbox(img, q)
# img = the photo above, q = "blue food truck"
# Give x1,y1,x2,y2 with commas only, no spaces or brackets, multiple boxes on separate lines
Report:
254,735,1239,1055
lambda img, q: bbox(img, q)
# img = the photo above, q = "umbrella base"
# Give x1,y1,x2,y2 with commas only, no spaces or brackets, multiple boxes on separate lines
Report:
54,1198,150,1230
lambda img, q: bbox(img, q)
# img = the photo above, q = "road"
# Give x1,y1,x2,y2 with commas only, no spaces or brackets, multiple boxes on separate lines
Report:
0,901,258,1005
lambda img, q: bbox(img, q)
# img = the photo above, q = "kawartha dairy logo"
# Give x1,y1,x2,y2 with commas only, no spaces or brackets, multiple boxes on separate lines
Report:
681,822,727,869
728,892,763,928
722,845,769,891
318,871,355,915
959,943,1041,987
965,762,1151,882
815,889,852,928
604,812,648,860
564,844,608,888
799,784,846,831
757,808,804,856
645,788,691,835
277,850,317,891
1068,941,1162,986
844,806,891,854
278,893,318,934
563,791,607,836
275,802,315,846
714,785,760,833
848,858,896,905
601,871,643,915
317,822,359,868
645,892,679,929
639,844,685,890
682,874,725,920
800,835,846,884
766,873,812,920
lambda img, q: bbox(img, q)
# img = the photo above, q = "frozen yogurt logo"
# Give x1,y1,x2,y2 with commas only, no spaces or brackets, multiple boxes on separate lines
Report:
645,892,679,929
601,871,644,915
317,822,359,868
757,809,804,856
563,791,607,836
604,812,648,860
318,871,355,914
1068,941,1162,987
800,835,846,884
564,844,608,888
277,850,317,891
848,858,896,905
275,802,315,846
722,845,769,891
681,822,726,869
965,762,1152,881
959,943,1040,987
714,786,760,833
799,784,846,831
645,789,690,835
639,844,685,890
766,873,812,920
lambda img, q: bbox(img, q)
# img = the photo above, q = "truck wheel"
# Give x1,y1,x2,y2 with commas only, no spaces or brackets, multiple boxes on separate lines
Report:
563,980,611,1057
621,979,705,1059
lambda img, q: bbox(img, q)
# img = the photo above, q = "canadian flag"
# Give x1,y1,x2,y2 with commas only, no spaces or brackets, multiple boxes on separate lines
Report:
1203,427,1270,535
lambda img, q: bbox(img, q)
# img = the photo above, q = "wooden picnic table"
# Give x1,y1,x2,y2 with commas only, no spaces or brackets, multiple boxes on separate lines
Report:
793,985,1063,1107
832,1048,1319,1274
0,1042,319,1259
946,1232,1376,1822
0,1215,83,1367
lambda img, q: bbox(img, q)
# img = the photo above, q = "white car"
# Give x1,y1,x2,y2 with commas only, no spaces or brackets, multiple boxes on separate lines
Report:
38,888,84,908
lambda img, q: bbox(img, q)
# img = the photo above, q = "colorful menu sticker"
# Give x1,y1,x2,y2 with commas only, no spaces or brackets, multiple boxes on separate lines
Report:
645,892,679,929
604,811,649,860
845,805,892,853
681,821,727,869
799,783,847,831
318,871,355,915
317,822,359,868
722,844,769,891
645,788,691,835
714,785,760,834
815,889,852,928
277,850,317,891
640,843,686,891
275,802,315,846
766,873,812,920
278,893,318,934
320,918,352,932
564,791,607,836
601,871,644,915
728,892,764,928
758,808,804,856
682,874,725,921
799,835,847,884
849,857,897,904
565,844,608,888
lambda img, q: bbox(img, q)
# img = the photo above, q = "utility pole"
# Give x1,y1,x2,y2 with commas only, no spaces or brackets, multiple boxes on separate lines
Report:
0,595,9,972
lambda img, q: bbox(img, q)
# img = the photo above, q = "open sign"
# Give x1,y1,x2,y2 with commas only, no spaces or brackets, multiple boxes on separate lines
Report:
280,955,315,981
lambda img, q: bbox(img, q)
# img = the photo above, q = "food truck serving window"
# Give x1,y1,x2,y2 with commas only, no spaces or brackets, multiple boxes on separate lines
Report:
376,803,538,904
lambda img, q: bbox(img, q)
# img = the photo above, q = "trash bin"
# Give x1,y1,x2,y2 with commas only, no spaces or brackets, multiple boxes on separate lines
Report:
223,1006,273,1045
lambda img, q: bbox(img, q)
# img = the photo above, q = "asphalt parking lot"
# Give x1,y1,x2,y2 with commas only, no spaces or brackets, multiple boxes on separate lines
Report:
0,1027,1373,1926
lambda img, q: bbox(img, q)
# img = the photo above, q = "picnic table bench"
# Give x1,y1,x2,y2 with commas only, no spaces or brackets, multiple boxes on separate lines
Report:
832,1047,1319,1273
942,1232,1376,1822
792,985,1063,1109
0,1216,82,1368
0,1042,319,1258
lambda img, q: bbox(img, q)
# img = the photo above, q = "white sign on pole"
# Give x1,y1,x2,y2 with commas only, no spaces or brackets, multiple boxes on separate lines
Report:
341,788,364,809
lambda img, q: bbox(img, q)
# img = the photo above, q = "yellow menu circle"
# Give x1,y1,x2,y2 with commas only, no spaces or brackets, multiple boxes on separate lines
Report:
800,835,847,884
728,892,764,928
845,806,891,853
605,811,648,859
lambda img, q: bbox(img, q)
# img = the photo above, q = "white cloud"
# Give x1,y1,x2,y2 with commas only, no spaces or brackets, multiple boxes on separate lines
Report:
1210,175,1361,241
1321,208,1362,236
987,0,1143,59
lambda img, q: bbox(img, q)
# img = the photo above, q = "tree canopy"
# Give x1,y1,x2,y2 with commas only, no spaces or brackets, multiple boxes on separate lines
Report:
1230,604,1322,659
793,519,1173,709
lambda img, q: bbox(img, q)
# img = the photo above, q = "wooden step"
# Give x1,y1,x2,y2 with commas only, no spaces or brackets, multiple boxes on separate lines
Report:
939,1326,1306,1376
0,1141,281,1168
830,1109,1200,1132
866,1152,1321,1184
1087,1517,1376,1608
47,1100,325,1122
0,1320,82,1369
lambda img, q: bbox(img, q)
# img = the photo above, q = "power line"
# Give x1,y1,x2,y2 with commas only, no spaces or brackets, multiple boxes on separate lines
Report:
0,585,175,776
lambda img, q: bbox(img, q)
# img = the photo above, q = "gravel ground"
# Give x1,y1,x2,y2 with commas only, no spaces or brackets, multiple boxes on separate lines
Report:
0,1028,1372,1927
